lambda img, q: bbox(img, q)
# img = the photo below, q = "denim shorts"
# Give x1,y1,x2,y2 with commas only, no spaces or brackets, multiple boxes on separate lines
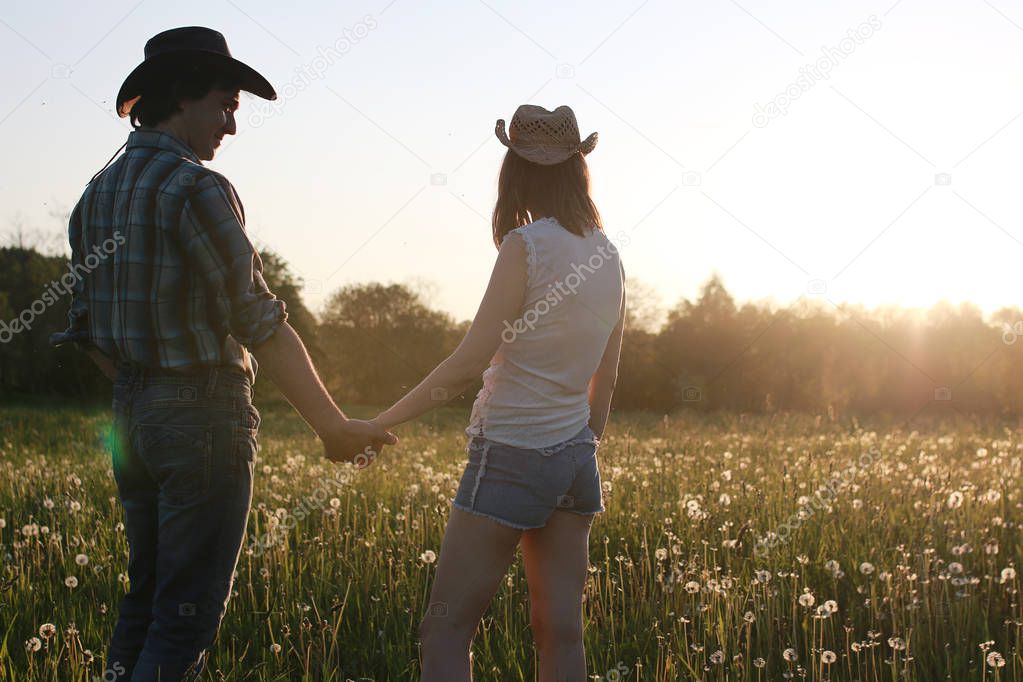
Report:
452,425,605,530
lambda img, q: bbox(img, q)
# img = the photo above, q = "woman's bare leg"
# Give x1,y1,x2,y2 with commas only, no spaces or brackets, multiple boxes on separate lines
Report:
521,511,593,682
419,508,522,682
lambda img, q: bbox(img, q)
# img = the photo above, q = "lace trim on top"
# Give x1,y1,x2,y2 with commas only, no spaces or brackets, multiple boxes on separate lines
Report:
508,224,538,283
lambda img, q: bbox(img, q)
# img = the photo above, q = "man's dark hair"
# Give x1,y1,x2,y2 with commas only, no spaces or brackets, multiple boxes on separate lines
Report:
130,57,242,128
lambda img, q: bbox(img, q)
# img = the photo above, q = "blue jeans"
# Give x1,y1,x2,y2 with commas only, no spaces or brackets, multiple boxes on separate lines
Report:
105,362,259,681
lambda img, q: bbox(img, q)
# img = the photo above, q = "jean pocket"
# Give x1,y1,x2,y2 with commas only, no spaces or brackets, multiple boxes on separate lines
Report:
135,423,212,505
235,404,260,465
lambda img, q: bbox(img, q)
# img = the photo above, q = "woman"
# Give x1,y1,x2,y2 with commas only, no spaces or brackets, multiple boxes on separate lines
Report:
369,104,625,681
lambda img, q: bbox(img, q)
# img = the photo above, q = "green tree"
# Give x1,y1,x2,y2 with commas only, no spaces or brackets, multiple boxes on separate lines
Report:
318,283,460,404
0,246,106,397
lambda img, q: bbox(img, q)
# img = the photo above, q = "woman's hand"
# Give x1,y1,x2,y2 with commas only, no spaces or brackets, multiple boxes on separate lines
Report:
321,417,397,465
367,414,391,431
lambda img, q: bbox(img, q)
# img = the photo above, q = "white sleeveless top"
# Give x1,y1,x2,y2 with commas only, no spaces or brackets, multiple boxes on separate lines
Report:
466,217,625,448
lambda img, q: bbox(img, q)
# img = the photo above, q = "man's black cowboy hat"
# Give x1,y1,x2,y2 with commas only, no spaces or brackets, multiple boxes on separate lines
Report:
116,26,276,118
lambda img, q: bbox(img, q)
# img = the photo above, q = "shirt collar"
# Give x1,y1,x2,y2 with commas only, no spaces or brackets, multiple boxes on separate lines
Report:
126,128,203,165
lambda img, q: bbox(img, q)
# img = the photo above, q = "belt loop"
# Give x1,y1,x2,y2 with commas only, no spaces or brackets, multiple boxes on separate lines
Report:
205,366,219,398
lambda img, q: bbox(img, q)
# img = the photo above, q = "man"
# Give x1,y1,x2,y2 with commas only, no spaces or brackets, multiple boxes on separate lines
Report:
49,26,396,681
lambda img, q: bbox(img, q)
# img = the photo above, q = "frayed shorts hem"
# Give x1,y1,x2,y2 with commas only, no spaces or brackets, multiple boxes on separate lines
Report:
450,501,603,530
450,502,539,530
561,505,606,517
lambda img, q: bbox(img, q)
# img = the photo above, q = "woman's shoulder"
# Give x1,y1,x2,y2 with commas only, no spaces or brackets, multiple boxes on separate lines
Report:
514,216,610,241
509,216,559,238
506,218,560,261
511,218,617,255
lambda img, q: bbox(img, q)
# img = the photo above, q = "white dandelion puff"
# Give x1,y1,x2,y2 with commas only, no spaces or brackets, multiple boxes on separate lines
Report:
987,651,1006,668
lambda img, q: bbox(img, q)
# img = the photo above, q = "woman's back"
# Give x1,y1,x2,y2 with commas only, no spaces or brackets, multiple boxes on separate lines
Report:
466,217,624,448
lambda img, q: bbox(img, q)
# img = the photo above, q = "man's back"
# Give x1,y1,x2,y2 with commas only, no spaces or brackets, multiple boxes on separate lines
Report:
58,128,286,384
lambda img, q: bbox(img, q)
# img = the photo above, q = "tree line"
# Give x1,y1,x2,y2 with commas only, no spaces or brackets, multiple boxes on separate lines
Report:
2,243,1022,416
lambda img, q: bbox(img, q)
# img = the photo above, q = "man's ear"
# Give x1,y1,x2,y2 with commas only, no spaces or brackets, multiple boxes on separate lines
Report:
170,95,195,122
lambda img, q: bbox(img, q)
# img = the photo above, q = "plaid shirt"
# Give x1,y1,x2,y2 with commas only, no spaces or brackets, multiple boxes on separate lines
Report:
50,129,287,384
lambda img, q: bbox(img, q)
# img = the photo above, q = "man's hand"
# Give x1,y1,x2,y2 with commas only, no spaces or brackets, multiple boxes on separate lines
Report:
87,348,118,381
321,418,397,465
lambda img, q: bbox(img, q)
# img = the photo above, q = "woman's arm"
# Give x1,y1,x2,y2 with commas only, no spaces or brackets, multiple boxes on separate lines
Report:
588,284,626,439
371,234,528,430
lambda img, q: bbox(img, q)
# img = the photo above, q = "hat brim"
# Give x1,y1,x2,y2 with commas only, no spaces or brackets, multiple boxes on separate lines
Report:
499,134,598,166
116,50,276,118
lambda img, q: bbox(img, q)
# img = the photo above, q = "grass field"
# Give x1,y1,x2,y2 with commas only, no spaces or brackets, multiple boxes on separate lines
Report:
0,403,1020,681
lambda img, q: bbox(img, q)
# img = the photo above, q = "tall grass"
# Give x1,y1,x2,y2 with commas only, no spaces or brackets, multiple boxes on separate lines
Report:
0,405,1019,680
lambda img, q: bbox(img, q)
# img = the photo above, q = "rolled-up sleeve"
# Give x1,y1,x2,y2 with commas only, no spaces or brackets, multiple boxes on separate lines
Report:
49,201,94,351
178,173,287,348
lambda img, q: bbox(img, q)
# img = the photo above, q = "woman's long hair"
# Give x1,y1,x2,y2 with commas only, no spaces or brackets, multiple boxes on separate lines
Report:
491,150,603,247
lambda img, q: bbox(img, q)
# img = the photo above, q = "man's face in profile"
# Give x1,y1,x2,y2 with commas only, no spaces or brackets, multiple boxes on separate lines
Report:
179,87,240,161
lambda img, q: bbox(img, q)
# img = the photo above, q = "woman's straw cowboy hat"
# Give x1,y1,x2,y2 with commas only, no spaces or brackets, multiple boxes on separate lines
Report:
116,26,277,118
495,105,598,165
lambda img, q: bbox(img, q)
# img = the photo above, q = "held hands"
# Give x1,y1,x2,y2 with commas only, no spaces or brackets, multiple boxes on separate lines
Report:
320,416,397,466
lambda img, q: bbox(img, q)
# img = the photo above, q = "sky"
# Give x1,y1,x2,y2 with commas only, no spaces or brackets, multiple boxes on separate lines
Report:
1,0,1022,323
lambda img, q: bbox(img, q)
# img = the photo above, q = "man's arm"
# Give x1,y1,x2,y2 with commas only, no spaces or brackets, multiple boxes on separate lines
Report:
50,199,117,381
250,322,395,459
87,348,118,381
178,173,394,461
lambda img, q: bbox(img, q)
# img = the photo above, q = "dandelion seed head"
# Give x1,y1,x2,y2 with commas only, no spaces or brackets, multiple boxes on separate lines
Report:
987,651,1006,668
